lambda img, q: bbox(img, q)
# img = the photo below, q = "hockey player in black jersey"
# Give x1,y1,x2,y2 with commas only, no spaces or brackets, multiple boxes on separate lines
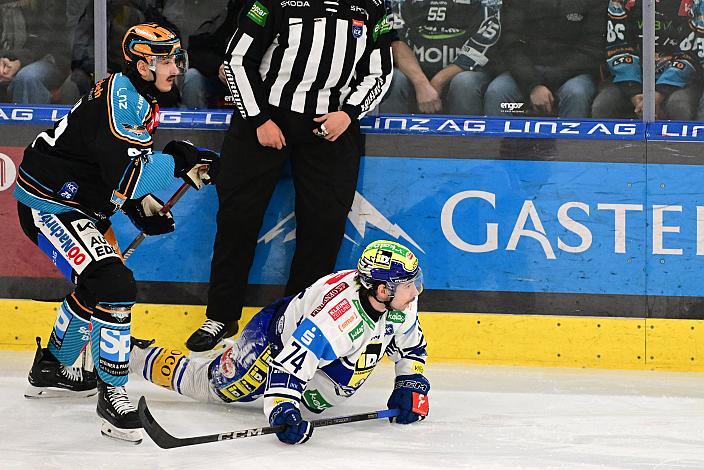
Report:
14,23,218,444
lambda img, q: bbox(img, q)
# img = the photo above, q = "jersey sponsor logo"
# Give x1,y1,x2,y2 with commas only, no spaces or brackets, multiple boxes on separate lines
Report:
348,321,365,341
348,342,382,387
372,14,391,42
385,323,394,335
247,1,270,26
71,219,119,261
35,212,88,272
302,389,333,411
100,328,130,363
310,282,349,316
59,181,79,200
352,19,364,38
328,299,352,320
0,153,16,192
338,312,359,332
150,348,187,389
387,310,406,323
281,0,310,6
293,318,336,360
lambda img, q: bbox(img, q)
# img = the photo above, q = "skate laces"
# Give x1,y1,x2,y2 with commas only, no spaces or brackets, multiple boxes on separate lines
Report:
60,365,83,382
200,319,225,337
107,386,137,415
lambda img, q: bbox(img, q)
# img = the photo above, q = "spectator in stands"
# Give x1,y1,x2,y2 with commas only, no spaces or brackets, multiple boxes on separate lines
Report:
593,0,704,120
0,0,71,104
63,0,183,106
379,0,502,115
484,0,605,118
180,0,243,109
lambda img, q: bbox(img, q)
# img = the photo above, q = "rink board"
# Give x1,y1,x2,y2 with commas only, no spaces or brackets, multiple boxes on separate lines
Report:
3,108,704,371
2,298,704,372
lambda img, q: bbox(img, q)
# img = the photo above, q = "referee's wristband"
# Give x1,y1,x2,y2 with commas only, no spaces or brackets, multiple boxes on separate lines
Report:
341,104,361,120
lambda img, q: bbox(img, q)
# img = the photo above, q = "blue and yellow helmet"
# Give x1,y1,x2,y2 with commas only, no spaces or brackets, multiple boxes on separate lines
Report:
357,240,423,296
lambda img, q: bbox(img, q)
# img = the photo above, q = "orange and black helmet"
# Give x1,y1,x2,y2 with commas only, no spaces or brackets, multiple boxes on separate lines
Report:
122,23,188,74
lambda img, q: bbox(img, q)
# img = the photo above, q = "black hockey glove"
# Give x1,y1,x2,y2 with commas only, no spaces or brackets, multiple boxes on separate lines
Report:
164,140,220,190
122,194,175,236
387,374,430,424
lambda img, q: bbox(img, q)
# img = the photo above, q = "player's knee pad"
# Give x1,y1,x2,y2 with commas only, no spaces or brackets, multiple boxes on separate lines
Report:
76,261,135,385
80,261,137,305
47,291,93,366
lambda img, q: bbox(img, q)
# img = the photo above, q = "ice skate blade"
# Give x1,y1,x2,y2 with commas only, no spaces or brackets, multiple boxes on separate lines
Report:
24,384,97,399
99,419,142,444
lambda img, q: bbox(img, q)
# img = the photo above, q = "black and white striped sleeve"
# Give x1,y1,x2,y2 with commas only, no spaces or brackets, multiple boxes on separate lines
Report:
223,0,279,128
340,12,394,120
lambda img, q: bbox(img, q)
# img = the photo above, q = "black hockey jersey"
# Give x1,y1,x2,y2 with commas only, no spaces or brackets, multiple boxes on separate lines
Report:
14,73,175,221
607,0,704,97
388,0,502,77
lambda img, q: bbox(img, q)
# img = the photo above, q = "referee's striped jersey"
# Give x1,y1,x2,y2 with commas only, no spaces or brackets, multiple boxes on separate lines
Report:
223,0,394,127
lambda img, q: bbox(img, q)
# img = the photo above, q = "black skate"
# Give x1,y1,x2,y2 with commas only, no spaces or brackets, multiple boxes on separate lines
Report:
24,337,97,399
186,319,238,352
130,336,155,350
97,379,143,444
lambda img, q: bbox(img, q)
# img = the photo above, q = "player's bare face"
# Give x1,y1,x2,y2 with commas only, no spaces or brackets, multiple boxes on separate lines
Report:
389,281,419,311
152,58,180,92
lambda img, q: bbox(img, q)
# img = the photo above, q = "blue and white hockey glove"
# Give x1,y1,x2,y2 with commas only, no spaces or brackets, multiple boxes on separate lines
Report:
164,140,220,190
269,402,313,445
122,194,175,235
387,374,430,424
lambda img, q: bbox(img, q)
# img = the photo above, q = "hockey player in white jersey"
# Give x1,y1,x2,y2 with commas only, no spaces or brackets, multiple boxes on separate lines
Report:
131,240,430,444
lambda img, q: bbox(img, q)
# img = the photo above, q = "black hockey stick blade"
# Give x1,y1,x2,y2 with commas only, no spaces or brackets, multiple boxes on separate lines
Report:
138,396,285,449
138,396,400,449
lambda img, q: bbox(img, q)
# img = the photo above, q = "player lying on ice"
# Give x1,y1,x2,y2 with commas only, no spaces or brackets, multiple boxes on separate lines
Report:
131,240,431,445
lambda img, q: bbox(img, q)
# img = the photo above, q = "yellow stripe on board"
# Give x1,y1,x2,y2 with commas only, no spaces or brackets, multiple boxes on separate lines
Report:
2,299,704,371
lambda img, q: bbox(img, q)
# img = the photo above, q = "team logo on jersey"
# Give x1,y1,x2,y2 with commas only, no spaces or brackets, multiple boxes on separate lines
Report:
122,123,148,135
59,181,79,200
352,20,364,38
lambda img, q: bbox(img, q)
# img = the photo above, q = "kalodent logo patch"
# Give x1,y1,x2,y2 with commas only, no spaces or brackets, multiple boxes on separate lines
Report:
328,299,352,320
310,282,349,317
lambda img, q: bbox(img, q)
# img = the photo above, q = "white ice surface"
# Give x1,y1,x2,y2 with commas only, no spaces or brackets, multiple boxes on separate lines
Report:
1,350,704,470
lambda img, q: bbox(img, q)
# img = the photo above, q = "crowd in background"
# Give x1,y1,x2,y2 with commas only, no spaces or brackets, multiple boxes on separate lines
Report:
2,0,704,120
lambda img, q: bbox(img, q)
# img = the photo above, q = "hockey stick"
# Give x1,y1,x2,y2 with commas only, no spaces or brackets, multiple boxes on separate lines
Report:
138,396,400,449
122,182,190,260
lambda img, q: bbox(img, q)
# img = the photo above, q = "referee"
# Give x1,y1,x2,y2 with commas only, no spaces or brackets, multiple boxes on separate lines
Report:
186,0,394,351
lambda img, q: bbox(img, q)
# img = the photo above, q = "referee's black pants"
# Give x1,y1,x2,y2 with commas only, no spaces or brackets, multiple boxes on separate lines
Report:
206,107,363,323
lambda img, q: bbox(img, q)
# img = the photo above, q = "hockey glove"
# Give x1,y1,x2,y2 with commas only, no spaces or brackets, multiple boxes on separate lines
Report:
122,194,175,235
269,402,313,445
387,374,430,424
164,140,220,190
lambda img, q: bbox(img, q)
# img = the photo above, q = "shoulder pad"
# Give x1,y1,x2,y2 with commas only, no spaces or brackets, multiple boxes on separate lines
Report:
107,74,152,145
